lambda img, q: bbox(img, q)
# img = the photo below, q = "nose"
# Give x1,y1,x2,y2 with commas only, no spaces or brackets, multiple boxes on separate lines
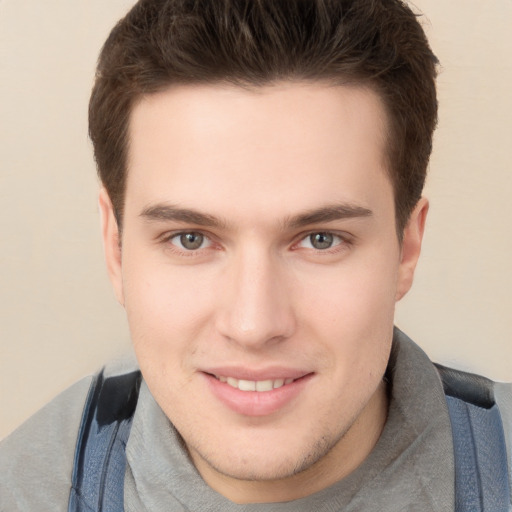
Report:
215,248,296,349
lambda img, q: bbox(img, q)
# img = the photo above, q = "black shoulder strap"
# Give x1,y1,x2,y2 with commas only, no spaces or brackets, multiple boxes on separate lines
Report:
68,369,142,512
436,364,511,512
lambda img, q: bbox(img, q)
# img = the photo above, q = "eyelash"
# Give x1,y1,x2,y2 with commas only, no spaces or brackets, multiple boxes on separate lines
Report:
293,231,352,253
160,231,216,255
159,230,353,255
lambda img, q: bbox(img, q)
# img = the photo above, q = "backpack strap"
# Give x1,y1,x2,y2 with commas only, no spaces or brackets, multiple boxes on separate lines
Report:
495,381,512,510
68,369,142,512
436,364,511,512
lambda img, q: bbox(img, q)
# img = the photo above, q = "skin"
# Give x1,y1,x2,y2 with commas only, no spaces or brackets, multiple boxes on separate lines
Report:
100,82,428,503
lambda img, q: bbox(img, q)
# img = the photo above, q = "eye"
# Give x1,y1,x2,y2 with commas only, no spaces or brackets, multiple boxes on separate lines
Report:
298,232,344,250
170,232,211,251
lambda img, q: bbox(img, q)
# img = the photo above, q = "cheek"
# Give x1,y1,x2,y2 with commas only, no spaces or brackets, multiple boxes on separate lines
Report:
300,255,398,328
120,253,217,365
295,252,398,373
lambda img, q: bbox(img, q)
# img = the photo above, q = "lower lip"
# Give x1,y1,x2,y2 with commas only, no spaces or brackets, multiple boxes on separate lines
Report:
203,373,313,417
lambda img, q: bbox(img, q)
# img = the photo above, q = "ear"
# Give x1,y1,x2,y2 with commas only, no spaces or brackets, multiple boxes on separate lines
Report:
98,188,125,306
395,197,429,301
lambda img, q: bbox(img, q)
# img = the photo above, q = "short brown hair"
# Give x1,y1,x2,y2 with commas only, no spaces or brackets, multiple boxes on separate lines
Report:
89,0,438,234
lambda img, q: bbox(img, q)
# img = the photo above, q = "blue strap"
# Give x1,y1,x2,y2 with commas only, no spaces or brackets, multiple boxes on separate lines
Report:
68,370,141,512
446,396,511,512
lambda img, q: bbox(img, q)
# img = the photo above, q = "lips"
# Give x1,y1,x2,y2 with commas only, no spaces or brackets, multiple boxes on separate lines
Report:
202,368,313,416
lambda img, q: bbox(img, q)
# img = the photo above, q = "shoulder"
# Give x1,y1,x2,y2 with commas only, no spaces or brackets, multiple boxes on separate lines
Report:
0,355,138,511
0,376,93,511
495,381,512,429
494,381,512,487
435,363,512,509
435,362,512,448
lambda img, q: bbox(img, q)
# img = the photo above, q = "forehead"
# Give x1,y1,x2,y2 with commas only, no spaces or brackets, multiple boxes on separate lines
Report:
125,82,392,223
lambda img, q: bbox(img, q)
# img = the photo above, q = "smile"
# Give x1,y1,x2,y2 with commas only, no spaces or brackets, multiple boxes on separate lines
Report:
214,375,296,392
206,371,313,416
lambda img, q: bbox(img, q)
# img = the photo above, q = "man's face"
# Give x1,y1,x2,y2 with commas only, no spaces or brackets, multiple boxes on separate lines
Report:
101,82,426,501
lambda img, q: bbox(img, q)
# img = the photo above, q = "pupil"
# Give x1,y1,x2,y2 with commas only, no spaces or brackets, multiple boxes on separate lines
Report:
180,233,203,250
311,233,333,250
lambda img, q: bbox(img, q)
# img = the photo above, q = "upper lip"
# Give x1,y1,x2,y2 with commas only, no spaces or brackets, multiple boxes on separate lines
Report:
201,366,312,381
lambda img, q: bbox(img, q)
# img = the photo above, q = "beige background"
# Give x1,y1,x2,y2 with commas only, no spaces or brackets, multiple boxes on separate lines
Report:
1,0,511,439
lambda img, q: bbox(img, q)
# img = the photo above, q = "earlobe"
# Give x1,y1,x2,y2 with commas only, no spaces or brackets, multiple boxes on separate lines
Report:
395,197,429,301
98,188,125,306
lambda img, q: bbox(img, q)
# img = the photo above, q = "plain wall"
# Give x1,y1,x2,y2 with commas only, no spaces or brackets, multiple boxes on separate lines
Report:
1,0,511,439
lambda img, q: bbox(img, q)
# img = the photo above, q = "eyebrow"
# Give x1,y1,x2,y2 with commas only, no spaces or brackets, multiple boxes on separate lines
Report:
140,204,227,228
286,204,373,228
139,202,372,229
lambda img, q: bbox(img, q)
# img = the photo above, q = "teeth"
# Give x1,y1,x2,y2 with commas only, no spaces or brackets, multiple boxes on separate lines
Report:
238,379,256,391
256,380,273,392
216,375,295,392
273,379,284,389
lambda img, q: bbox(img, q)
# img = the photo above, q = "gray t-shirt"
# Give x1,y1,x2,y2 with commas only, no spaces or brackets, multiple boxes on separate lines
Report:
1,330,456,511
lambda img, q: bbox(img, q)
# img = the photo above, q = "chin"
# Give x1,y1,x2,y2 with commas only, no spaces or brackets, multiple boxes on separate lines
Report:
190,427,340,482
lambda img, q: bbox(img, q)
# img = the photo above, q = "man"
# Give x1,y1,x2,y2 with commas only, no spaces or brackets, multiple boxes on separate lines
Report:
1,0,511,510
